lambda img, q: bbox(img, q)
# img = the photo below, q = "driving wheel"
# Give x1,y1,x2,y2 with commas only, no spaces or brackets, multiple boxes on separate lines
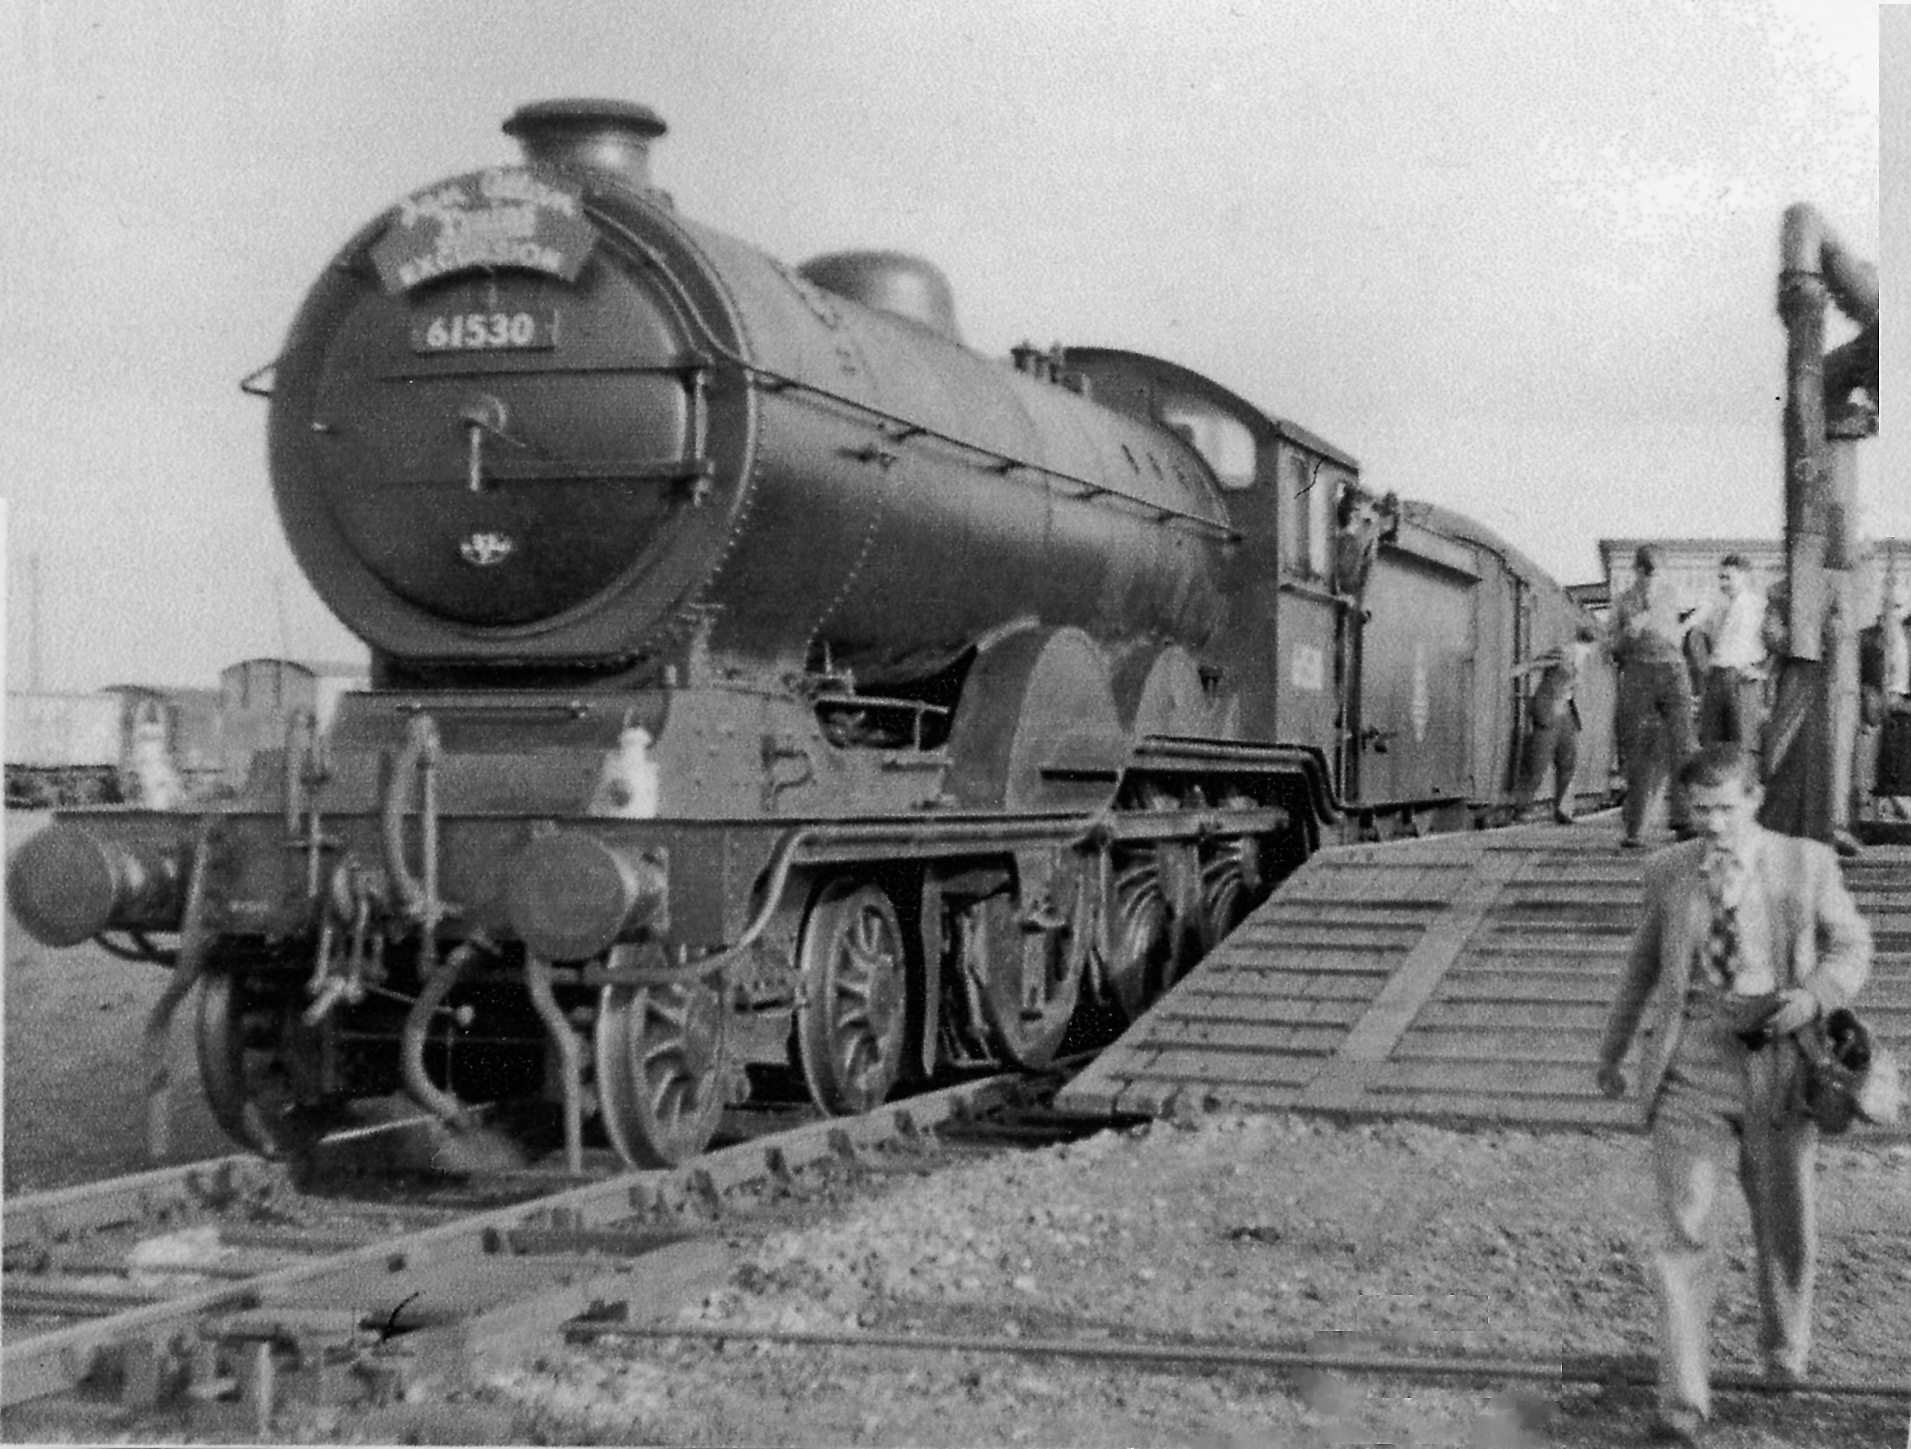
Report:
1199,795,1267,947
1104,848,1175,1022
960,868,1086,1070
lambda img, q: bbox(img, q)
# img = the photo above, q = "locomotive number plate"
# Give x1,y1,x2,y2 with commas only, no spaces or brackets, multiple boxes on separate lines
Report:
410,308,558,353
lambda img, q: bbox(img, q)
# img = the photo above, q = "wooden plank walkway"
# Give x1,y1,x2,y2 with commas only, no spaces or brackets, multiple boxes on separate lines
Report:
1059,817,1911,1136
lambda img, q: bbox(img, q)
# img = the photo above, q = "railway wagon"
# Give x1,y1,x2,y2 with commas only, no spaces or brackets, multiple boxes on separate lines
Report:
7,664,370,811
4,686,222,809
217,657,369,791
1357,501,1616,832
9,99,1608,1173
4,692,126,808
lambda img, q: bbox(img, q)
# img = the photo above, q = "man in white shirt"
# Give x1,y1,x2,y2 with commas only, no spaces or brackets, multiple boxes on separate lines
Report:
1882,584,1911,703
1691,554,1770,766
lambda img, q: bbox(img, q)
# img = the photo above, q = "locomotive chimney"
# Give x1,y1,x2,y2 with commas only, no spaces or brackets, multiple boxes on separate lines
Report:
503,99,667,190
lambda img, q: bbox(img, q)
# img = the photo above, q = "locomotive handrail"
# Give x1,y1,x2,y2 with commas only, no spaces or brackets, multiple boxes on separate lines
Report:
809,693,950,713
395,697,597,718
1276,577,1350,607
791,369,1239,540
394,456,713,488
586,209,1242,544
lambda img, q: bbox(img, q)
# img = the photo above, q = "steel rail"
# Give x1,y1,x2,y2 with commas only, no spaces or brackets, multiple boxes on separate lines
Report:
3,1156,268,1254
0,1073,1027,1408
572,1322,1911,1401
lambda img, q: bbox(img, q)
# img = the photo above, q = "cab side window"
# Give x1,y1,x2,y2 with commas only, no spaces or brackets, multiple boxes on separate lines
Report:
1307,462,1334,578
1158,398,1256,491
1283,451,1333,580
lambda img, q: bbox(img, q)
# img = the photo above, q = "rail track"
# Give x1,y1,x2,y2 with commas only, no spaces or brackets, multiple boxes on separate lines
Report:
578,1320,1911,1402
1,1070,1104,1436
10,816,1905,1438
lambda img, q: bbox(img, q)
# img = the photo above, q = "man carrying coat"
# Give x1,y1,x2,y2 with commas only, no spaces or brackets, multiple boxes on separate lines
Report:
1595,744,1872,1445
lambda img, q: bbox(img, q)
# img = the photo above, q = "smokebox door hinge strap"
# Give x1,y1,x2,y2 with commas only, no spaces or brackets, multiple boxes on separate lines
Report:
383,713,452,977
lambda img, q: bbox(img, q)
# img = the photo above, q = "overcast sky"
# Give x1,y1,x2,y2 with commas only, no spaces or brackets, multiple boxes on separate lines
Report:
1,0,1882,692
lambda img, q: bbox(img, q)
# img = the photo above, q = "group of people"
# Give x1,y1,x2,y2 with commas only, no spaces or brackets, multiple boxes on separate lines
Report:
1609,546,1775,847
1517,543,1911,838
1858,575,1911,815
1504,546,1897,1443
1512,545,1778,839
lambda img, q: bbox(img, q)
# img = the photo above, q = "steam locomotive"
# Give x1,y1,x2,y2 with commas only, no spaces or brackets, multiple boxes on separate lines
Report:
8,101,1611,1170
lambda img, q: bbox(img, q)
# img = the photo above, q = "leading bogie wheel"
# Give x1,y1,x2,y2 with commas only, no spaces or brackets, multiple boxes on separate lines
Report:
594,980,728,1168
795,880,909,1115
195,970,322,1159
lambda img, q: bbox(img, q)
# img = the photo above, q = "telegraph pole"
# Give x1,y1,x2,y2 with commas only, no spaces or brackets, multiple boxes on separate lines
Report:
272,574,291,658
1764,203,1878,846
28,549,43,691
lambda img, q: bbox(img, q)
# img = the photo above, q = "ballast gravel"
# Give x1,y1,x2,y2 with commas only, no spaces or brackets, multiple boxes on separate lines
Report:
477,1112,1908,1449
5,848,1904,1447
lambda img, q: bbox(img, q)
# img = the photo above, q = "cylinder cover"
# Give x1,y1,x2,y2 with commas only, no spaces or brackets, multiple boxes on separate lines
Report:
505,830,667,961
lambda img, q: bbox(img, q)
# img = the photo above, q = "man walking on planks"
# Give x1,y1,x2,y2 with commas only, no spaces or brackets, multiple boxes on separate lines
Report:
1594,744,1871,1445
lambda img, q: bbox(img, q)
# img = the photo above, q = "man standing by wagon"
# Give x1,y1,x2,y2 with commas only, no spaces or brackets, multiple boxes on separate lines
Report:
1512,624,1598,824
1690,554,1771,767
1595,744,1872,1444
1610,545,1697,847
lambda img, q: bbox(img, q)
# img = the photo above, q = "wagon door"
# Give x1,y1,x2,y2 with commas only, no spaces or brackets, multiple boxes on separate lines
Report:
1354,535,1478,807
1508,580,1534,794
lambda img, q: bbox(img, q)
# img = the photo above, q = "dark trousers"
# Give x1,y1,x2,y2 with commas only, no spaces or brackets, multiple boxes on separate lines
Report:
1518,722,1579,816
1619,660,1695,838
1698,667,1766,761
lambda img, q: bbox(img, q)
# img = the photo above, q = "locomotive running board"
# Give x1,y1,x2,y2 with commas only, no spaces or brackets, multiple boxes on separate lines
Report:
1059,818,1911,1136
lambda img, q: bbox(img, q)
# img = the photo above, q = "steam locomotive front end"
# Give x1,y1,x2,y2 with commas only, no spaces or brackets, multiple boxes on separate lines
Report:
269,98,1230,687
268,100,755,676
